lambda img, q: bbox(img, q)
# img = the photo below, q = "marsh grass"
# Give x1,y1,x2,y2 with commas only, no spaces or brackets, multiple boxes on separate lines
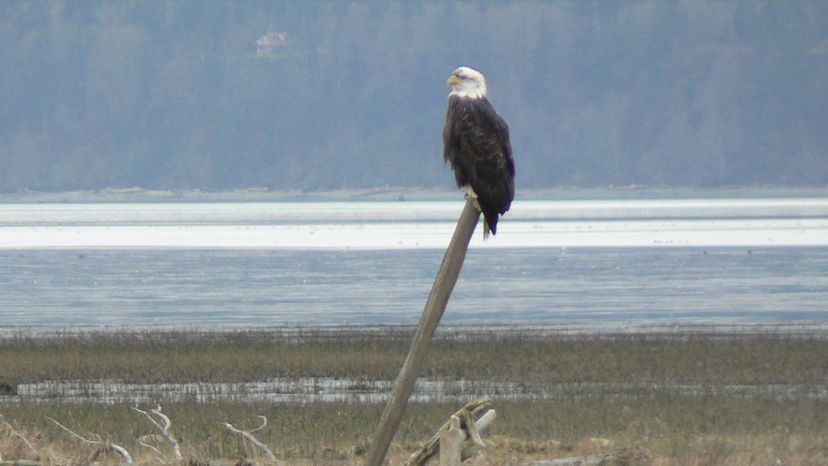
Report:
2,329,827,386
2,397,827,464
2,329,828,464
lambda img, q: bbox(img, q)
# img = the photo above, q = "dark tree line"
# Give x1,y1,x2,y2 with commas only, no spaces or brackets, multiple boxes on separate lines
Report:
1,1,826,192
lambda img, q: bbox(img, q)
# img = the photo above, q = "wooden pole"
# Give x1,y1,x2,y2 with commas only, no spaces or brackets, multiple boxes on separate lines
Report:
364,199,481,466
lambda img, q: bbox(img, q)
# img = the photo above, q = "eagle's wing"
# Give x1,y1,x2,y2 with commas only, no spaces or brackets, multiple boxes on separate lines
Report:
455,99,515,216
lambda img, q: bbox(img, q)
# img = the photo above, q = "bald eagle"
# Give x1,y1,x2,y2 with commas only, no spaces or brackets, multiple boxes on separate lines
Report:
443,66,515,238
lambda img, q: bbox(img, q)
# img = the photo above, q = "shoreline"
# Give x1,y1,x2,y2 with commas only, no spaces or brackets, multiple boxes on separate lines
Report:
2,185,828,204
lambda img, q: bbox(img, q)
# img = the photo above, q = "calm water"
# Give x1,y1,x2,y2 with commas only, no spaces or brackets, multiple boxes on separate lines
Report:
1,199,827,330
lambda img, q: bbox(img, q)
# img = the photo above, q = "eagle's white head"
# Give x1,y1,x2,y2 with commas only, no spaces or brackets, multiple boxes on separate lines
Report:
447,66,487,99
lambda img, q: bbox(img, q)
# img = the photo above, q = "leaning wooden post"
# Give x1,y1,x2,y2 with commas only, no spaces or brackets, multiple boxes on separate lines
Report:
365,199,481,466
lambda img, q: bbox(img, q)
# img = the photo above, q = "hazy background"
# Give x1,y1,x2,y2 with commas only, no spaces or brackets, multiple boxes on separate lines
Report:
1,1,826,193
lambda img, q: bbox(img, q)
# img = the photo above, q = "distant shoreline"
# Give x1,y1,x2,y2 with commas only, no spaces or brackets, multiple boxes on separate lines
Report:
2,185,828,203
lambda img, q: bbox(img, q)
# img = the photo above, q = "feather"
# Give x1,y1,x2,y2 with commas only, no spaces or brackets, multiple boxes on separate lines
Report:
443,71,514,238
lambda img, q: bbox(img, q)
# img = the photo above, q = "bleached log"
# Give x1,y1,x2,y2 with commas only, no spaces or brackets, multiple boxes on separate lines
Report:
468,409,496,440
366,199,481,466
404,396,495,466
132,405,182,461
223,416,283,465
45,416,134,464
439,415,463,466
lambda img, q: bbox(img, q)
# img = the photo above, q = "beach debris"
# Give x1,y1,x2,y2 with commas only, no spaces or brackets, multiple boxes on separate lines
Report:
223,415,283,464
45,416,133,464
132,405,182,461
404,395,496,466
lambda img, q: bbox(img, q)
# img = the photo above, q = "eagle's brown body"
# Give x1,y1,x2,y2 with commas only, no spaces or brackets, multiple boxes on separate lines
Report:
443,88,514,237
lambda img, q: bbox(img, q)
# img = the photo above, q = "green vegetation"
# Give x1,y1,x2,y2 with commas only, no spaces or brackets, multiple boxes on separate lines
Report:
2,329,828,464
2,329,827,386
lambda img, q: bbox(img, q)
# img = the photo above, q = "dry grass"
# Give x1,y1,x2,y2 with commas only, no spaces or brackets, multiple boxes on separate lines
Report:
2,395,827,464
2,329,828,464
2,329,827,386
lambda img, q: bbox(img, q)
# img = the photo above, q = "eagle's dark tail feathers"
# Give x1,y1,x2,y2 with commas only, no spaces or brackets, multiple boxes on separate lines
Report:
481,207,498,240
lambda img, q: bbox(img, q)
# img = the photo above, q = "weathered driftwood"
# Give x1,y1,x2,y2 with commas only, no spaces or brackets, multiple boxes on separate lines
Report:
223,415,283,465
45,416,134,465
137,436,167,465
528,447,654,466
1,419,41,464
439,416,464,466
132,405,182,461
365,199,481,466
1,420,37,457
404,396,495,466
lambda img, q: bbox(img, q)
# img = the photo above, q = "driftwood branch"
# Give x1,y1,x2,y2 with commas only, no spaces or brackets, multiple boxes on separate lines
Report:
108,444,136,465
249,415,268,433
366,199,481,466
132,405,182,461
1,419,38,456
223,416,282,464
138,440,167,464
404,396,495,466
45,416,97,445
45,416,134,464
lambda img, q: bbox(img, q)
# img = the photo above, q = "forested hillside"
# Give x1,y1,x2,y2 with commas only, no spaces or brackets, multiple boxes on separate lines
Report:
1,1,826,192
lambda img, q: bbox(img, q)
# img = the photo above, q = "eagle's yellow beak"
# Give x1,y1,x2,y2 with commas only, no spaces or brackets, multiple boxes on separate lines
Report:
447,75,461,86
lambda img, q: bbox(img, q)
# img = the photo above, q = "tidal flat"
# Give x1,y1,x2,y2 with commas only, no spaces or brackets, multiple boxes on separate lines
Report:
1,328,827,464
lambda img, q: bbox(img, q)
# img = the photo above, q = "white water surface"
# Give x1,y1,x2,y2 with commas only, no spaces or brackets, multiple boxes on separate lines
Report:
8,377,825,405
2,198,827,328
2,198,828,249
